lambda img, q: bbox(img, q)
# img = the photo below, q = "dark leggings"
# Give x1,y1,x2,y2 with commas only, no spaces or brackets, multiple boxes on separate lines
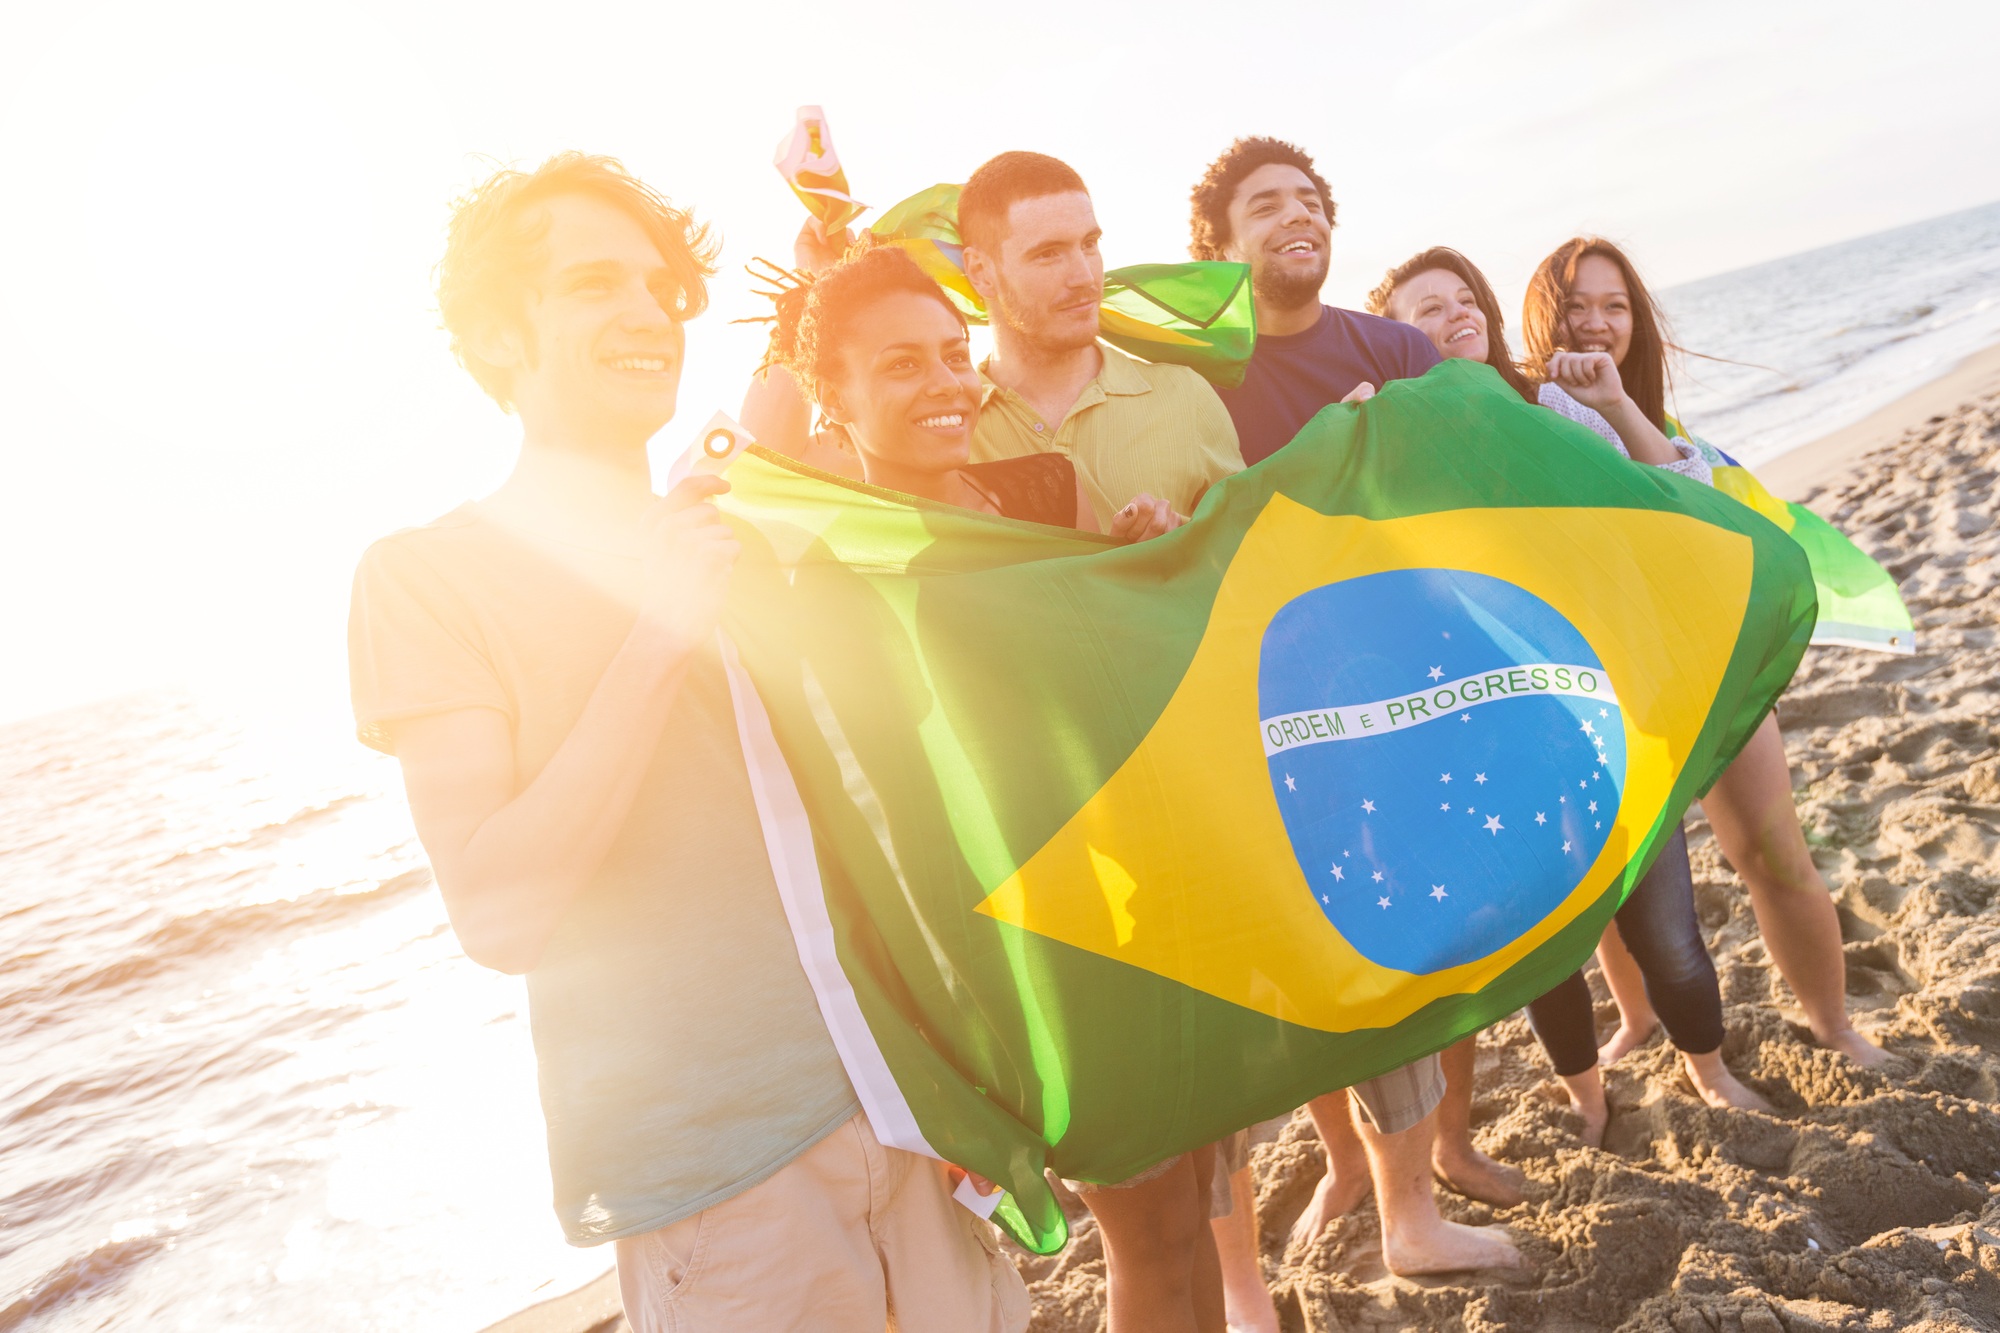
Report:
1525,826,1724,1076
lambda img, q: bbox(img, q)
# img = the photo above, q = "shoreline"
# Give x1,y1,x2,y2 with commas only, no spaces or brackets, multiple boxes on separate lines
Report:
1754,339,2000,499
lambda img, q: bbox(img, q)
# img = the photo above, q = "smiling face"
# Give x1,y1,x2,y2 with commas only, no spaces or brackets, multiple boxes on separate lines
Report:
493,192,688,448
1222,163,1332,306
820,290,982,479
1562,253,1635,367
1389,268,1489,364
967,191,1105,354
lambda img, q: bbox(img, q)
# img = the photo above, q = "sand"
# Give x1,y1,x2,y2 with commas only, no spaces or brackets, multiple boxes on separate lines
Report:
494,350,2000,1333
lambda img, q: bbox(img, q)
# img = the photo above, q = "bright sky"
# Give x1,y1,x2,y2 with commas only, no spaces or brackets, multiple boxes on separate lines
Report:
3,0,1997,725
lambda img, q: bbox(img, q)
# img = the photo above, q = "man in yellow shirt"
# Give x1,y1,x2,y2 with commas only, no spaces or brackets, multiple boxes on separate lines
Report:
960,152,1244,533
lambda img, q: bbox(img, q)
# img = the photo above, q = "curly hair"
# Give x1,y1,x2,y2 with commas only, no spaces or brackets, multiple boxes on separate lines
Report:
1188,137,1335,261
766,241,969,402
436,152,718,410
958,151,1089,252
1521,237,1674,430
1366,247,1537,404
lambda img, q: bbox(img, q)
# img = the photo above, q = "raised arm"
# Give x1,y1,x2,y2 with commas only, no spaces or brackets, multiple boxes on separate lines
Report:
390,476,739,975
1545,351,1681,466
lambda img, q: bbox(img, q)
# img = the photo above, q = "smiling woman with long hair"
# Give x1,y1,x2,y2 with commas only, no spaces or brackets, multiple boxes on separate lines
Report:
1520,235,1889,1074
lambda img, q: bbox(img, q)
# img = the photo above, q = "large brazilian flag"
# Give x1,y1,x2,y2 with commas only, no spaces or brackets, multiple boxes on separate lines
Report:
712,359,1814,1253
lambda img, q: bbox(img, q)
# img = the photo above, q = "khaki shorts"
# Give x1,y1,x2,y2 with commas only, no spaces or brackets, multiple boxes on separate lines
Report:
615,1113,1028,1333
1210,1054,1447,1217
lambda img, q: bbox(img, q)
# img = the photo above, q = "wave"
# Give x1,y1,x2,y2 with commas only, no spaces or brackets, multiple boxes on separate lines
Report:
0,867,434,1029
0,1233,171,1331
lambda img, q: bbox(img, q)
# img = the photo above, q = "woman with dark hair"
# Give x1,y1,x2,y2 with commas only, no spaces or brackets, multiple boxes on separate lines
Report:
763,239,1224,1333
1369,246,1762,1147
1522,236,1888,1074
758,240,1178,538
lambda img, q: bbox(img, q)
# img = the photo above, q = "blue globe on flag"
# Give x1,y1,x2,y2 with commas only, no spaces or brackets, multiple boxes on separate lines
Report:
1257,568,1625,973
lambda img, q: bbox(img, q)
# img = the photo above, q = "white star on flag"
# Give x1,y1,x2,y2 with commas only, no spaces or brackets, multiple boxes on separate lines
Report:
1427,666,1444,681
1460,713,1472,722
1467,806,1475,813
1343,850,1351,857
1588,800,1598,813
1599,708,1608,718
1579,780,1587,789
1559,795,1567,804
1474,773,1488,784
1330,864,1344,881
1562,840,1572,853
1378,896,1392,909
1361,799,1376,813
1484,815,1504,835
1440,773,1451,783
1580,720,1595,735
1372,871,1384,883
1284,774,1296,791
1430,885,1448,901
1595,821,1602,829
1440,802,1451,811
1535,812,1547,825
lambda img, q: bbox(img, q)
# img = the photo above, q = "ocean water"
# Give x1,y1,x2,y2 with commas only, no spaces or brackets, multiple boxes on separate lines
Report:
0,698,606,1330
4,201,2000,1331
1661,199,2000,464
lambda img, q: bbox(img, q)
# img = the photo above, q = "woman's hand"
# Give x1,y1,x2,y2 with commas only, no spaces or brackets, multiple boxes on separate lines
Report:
794,218,855,274
1547,350,1628,414
1110,493,1184,544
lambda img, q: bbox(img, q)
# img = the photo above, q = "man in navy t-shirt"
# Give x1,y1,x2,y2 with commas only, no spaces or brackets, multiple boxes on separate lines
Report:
1189,137,1440,465
1185,137,1525,1288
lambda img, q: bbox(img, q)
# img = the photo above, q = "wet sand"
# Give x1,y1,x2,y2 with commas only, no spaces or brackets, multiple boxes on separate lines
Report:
493,345,2000,1333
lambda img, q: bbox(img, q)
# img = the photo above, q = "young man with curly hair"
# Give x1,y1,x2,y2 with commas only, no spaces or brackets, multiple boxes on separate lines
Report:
347,153,1027,1333
1188,137,1439,465
1188,136,1524,1282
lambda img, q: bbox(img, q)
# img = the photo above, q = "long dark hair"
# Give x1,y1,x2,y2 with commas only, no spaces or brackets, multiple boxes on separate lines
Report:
1522,237,1672,429
1366,247,1536,403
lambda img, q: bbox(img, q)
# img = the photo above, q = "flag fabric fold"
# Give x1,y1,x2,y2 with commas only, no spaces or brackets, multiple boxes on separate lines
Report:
715,360,1815,1253
1666,419,1915,654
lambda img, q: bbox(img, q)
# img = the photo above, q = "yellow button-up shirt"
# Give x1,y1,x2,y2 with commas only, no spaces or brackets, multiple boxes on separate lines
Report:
971,343,1245,527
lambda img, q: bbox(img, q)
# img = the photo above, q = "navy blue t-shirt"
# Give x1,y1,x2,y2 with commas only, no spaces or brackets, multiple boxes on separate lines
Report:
1219,305,1441,465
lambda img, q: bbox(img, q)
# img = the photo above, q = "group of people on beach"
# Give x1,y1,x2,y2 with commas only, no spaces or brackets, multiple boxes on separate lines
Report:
349,135,1886,1333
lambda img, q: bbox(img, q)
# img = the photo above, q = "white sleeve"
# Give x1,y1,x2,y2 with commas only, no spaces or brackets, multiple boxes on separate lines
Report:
1538,382,1713,486
1538,382,1625,452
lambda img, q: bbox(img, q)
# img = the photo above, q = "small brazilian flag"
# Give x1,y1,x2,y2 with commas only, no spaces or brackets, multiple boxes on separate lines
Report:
714,360,1814,1253
1665,419,1915,654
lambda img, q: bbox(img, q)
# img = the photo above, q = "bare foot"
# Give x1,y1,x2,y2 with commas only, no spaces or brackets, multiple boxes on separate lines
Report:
1683,1051,1774,1112
1556,1069,1609,1148
1381,1218,1525,1276
1288,1162,1372,1249
1597,1020,1657,1066
1818,1025,1891,1069
1432,1145,1526,1208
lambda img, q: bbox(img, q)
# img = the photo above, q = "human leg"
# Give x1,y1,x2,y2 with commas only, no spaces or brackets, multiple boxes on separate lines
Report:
1209,1165,1279,1333
1615,828,1771,1111
1705,714,1887,1066
1595,921,1658,1064
1288,1090,1372,1248
1079,1152,1219,1333
1524,971,1609,1146
1358,1106,1523,1275
1430,1036,1525,1205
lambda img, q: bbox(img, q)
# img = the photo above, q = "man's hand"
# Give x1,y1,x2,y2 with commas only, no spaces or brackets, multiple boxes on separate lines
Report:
1341,381,1377,404
794,218,855,274
637,474,741,655
1109,493,1184,544
1547,350,1627,413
